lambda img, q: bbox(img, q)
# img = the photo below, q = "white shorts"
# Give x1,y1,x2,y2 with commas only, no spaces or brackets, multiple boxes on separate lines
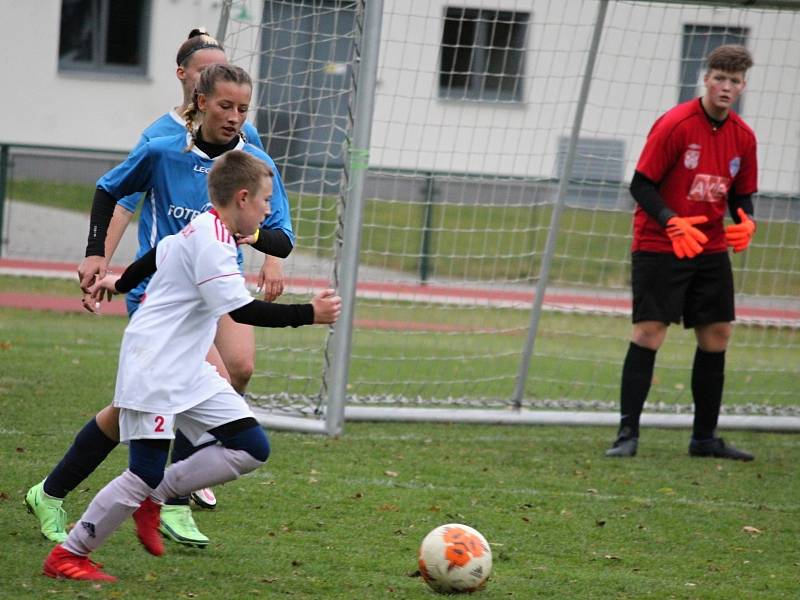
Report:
119,390,254,445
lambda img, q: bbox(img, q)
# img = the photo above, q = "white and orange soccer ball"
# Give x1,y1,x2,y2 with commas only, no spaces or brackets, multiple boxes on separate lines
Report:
418,523,492,594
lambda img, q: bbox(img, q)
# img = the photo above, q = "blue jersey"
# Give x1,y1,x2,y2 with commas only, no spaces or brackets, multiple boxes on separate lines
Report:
99,131,294,308
117,110,267,260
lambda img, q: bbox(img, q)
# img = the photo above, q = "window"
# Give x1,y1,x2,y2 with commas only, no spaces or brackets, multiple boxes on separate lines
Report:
556,138,625,185
439,7,528,102
555,137,625,208
680,24,748,112
59,0,151,75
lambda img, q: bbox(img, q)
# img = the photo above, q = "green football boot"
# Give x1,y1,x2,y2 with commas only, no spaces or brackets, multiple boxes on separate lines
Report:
159,504,209,548
25,480,68,543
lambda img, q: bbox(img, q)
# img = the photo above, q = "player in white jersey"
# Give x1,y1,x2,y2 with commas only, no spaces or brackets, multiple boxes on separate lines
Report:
42,150,341,582
26,62,290,548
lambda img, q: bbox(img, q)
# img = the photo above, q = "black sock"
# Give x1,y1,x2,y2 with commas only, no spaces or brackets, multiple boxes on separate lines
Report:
43,417,118,498
618,342,657,439
165,429,216,506
691,347,725,440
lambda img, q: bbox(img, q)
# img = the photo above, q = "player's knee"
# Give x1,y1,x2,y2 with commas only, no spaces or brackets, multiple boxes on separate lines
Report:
228,359,254,393
632,322,666,350
95,405,121,441
210,418,270,464
697,323,731,352
129,439,171,489
242,428,271,463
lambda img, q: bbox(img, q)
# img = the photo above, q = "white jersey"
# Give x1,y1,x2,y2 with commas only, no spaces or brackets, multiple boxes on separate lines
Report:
113,211,253,414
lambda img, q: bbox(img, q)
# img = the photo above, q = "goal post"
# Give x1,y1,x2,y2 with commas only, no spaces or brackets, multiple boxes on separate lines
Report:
221,0,800,434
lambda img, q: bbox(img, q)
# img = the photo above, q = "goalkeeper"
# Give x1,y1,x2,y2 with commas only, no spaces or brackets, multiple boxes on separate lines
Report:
605,45,757,461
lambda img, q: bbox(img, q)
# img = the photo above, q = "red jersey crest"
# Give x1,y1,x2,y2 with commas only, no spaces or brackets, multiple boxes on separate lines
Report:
683,144,701,169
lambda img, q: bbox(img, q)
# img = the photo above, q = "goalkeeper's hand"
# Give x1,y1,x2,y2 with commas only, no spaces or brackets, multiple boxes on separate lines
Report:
725,208,756,253
665,215,708,259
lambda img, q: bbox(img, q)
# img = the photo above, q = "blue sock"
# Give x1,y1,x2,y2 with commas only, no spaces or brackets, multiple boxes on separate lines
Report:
43,417,118,499
129,439,170,488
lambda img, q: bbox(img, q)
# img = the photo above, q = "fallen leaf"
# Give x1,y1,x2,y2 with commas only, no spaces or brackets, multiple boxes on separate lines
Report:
384,470,399,477
742,526,762,535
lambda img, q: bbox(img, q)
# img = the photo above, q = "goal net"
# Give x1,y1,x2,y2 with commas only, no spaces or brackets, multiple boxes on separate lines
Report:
223,0,800,433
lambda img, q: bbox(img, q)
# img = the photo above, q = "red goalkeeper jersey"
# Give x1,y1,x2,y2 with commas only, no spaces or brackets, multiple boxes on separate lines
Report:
632,98,758,253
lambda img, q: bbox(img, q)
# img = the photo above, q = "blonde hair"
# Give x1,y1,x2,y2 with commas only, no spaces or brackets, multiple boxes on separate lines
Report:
208,150,273,208
183,64,253,151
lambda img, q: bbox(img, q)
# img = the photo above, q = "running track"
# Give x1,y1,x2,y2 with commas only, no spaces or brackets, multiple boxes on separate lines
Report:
1,257,798,328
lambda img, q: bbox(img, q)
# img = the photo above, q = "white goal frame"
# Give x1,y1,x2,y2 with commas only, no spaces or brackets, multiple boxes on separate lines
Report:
219,0,800,435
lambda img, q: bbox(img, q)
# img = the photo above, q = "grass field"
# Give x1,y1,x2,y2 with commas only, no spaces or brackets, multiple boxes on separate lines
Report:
1,290,800,598
1,275,797,408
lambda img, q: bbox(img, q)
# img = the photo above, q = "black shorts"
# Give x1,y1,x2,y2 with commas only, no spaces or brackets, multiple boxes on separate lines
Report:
631,251,735,328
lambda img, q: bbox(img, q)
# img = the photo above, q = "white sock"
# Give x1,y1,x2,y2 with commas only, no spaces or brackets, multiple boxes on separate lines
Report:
151,445,264,504
63,469,153,556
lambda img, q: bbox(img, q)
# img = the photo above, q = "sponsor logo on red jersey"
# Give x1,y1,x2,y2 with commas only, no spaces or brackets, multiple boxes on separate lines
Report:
687,173,730,203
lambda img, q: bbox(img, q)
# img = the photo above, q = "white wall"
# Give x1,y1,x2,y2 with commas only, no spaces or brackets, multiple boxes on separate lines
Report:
0,0,223,151
2,0,798,193
371,0,800,193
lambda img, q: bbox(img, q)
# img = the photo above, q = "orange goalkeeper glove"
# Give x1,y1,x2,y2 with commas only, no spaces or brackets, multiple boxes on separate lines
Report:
666,215,709,259
725,208,756,253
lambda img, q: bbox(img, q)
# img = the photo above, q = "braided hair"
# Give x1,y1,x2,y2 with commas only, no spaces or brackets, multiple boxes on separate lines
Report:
182,64,253,151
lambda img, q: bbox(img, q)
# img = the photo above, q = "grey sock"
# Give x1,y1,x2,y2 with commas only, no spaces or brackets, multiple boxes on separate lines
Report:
63,469,152,556
152,445,264,504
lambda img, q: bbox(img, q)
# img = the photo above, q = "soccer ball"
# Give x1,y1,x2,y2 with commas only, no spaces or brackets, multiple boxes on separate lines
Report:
418,523,492,594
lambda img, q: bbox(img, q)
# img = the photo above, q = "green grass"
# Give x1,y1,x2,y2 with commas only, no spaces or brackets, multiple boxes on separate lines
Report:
291,194,800,296
1,275,797,408
1,304,799,599
8,179,139,218
11,178,799,296
8,179,96,213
